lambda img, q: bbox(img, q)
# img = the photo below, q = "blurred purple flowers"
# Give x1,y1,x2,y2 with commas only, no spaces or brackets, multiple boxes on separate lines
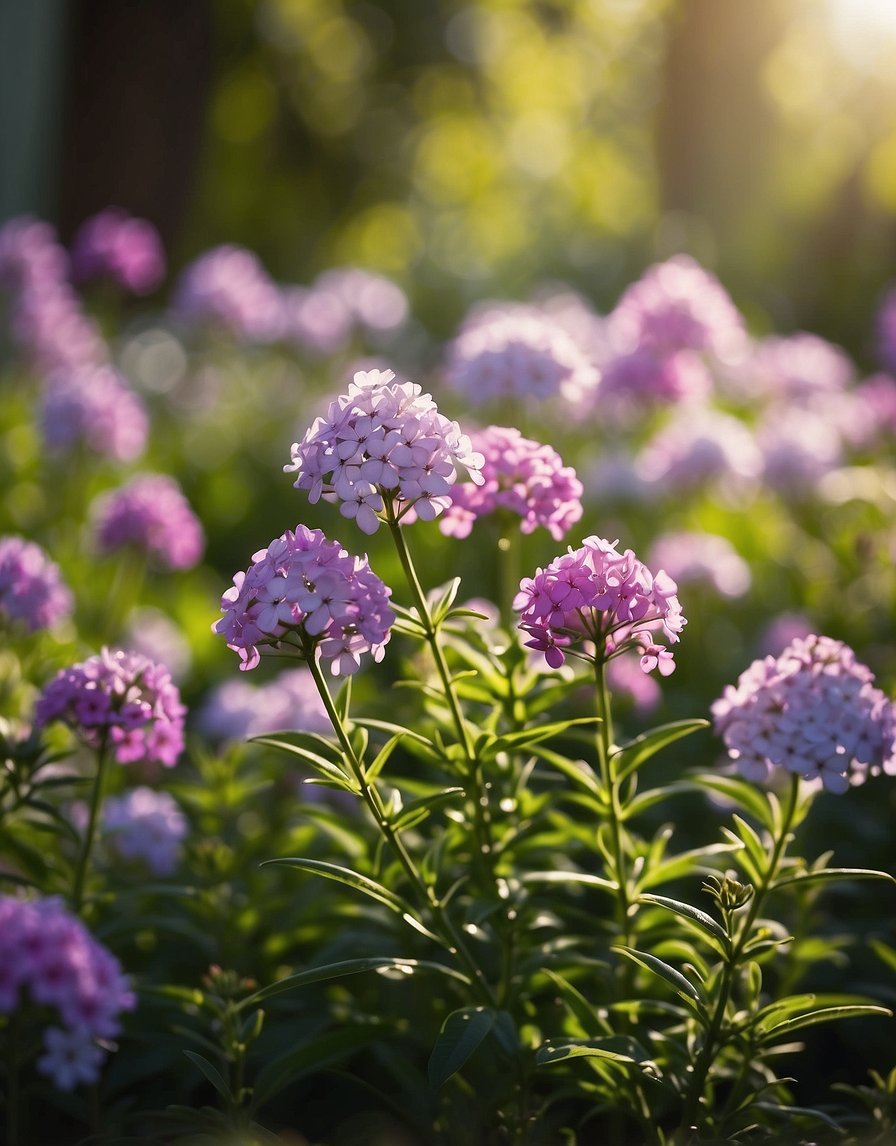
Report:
101,787,188,876
93,473,205,570
712,634,896,794
197,666,331,742
515,536,686,672
34,648,186,768
286,367,484,534
440,425,583,541
170,243,283,342
70,207,166,295
0,536,73,633
0,894,135,1090
213,524,395,675
41,365,149,462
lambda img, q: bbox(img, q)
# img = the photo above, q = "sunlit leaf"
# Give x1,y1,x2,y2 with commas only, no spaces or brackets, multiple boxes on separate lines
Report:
612,719,709,783
612,945,705,1005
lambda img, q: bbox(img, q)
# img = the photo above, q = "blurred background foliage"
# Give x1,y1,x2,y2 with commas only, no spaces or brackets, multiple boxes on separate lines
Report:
3,0,896,353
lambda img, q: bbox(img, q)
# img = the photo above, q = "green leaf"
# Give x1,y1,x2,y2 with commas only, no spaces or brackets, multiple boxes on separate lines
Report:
392,787,466,831
612,719,709,782
541,969,603,1039
521,870,617,893
335,673,353,722
183,1050,231,1100
612,945,704,1005
529,745,604,800
772,867,896,891
730,813,768,871
264,857,409,914
430,577,462,626
637,842,739,889
251,735,355,790
638,893,729,947
488,717,599,758
536,1038,647,1068
244,957,472,1007
428,1007,495,1089
757,1005,891,1043
690,772,774,828
251,1025,388,1110
364,732,404,785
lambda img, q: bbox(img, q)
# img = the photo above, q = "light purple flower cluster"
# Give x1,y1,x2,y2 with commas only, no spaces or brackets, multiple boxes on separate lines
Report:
0,536,73,633
514,536,686,673
0,215,107,374
285,368,485,534
170,244,283,342
444,303,599,408
712,635,896,794
747,332,854,400
41,365,149,462
635,407,762,499
608,255,747,362
70,207,166,295
285,267,409,356
598,346,713,413
197,666,331,742
439,426,583,542
648,531,751,599
0,895,135,1091
92,473,205,570
34,648,186,768
876,285,896,373
213,524,395,675
102,787,188,875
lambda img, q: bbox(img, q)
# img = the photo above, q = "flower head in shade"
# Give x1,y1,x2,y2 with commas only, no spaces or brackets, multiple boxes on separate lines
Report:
514,536,686,673
92,473,205,571
0,894,135,1090
41,365,148,462
34,648,186,768
0,536,73,633
285,368,484,534
0,215,69,292
609,255,747,362
101,787,188,875
712,635,896,793
213,525,395,675
70,207,166,295
197,666,331,742
439,426,583,542
876,285,896,373
170,244,283,342
444,303,599,408
648,531,751,599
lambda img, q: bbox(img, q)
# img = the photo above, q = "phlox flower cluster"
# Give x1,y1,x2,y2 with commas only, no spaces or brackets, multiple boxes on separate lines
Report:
34,648,186,768
0,895,135,1091
0,536,73,633
875,285,896,373
648,531,751,599
598,346,713,413
70,207,166,295
213,525,395,675
514,536,686,673
92,473,205,570
101,788,188,876
439,426,583,542
635,406,762,499
444,303,599,409
197,666,331,742
746,332,854,401
285,368,484,534
170,244,283,343
41,365,149,462
712,634,896,794
284,266,409,356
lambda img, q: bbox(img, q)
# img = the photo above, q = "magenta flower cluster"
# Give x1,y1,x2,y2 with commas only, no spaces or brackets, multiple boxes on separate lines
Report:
0,895,135,1091
213,524,395,675
285,368,484,534
439,426,583,542
41,365,149,462
93,473,205,570
34,648,186,768
445,303,598,408
102,787,188,876
514,536,686,672
0,536,73,633
712,635,896,794
70,207,166,296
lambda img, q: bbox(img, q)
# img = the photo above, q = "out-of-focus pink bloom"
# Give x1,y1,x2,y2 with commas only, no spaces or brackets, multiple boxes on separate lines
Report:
92,473,205,571
102,788,188,875
0,536,73,633
635,407,762,499
756,612,814,658
607,652,662,714
41,365,148,462
70,207,166,295
875,285,896,373
649,532,751,599
170,244,284,342
599,347,713,413
197,666,331,742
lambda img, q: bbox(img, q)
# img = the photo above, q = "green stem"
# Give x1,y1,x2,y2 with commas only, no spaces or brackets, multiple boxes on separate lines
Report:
594,659,630,940
676,774,802,1142
72,737,111,915
305,648,496,1007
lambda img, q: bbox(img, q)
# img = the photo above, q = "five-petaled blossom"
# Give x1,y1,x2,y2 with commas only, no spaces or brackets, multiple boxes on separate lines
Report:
0,895,135,1091
285,368,484,534
213,524,395,675
439,426,583,542
34,648,186,768
712,634,896,794
514,536,686,672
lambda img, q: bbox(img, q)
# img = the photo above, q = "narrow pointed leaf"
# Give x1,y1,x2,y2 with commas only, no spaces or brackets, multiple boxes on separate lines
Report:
691,772,774,827
264,857,408,914
522,870,617,893
772,867,896,891
490,717,599,756
529,745,604,800
536,1039,646,1067
638,893,729,946
244,957,471,1006
612,945,704,1003
757,1005,891,1043
428,1007,495,1089
183,1051,231,1100
613,719,709,782
392,787,466,831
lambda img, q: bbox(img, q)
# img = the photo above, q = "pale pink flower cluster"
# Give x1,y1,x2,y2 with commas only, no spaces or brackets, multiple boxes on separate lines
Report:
34,648,186,768
439,426,583,542
514,536,686,673
285,368,484,534
285,267,409,356
445,303,599,408
0,536,73,633
712,635,896,794
0,895,135,1091
92,473,205,570
213,524,395,675
648,531,751,599
170,244,283,342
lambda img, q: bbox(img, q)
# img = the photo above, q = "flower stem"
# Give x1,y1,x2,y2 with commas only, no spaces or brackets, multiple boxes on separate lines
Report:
675,773,803,1142
72,737,111,915
304,648,496,1007
594,658,630,940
